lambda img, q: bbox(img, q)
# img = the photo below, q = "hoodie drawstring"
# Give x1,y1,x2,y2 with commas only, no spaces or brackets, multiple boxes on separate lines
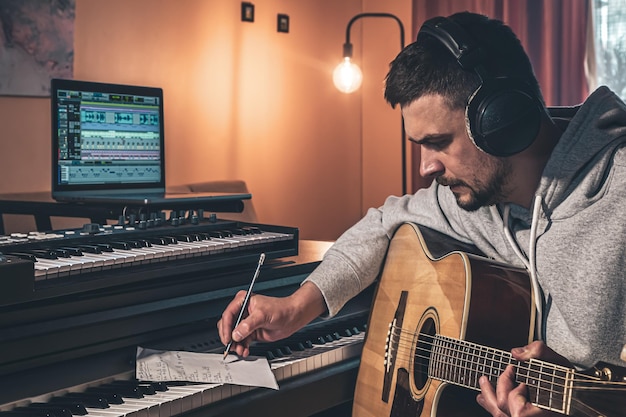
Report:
493,199,546,341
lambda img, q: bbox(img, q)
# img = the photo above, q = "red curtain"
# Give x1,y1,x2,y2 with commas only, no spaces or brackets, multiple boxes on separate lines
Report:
410,0,589,192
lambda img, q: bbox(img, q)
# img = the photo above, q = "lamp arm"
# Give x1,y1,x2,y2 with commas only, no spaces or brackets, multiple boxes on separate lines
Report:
341,12,408,195
343,13,405,57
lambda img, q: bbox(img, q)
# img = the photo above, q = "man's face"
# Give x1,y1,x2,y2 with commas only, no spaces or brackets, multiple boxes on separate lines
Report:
402,94,513,211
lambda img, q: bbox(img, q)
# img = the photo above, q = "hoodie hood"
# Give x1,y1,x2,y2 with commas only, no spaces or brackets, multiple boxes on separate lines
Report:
538,86,626,218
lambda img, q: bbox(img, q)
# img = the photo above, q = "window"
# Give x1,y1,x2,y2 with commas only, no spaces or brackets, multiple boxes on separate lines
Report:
589,0,626,97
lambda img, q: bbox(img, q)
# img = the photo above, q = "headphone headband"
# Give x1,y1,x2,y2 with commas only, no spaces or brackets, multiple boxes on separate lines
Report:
417,16,541,157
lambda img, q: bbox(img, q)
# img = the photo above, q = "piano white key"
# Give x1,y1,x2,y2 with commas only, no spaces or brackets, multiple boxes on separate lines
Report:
85,403,148,417
169,241,206,257
69,253,103,270
173,239,228,255
30,229,294,281
33,260,59,280
87,251,134,268
107,399,155,417
109,246,145,263
122,247,156,262
75,252,117,270
33,258,73,278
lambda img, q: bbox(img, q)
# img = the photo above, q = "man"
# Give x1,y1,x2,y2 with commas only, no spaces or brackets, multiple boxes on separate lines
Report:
219,11,626,417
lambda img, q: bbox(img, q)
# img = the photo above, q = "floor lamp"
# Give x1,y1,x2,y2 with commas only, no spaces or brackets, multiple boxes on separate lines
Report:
332,13,407,196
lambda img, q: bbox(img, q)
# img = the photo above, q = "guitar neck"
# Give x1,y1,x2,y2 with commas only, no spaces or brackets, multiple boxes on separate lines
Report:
428,334,574,414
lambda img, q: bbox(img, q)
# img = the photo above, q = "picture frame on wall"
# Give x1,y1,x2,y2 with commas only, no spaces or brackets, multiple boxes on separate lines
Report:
0,0,75,97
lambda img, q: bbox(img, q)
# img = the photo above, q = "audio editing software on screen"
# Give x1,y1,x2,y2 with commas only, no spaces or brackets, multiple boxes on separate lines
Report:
55,87,162,186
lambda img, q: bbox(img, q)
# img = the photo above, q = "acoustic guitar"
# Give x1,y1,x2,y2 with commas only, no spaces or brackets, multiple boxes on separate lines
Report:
352,223,626,417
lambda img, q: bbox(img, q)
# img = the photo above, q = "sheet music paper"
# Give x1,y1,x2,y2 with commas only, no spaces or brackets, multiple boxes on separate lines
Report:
135,347,279,390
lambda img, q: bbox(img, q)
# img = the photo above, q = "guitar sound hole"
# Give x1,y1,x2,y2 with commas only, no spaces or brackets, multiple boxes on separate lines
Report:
414,316,436,390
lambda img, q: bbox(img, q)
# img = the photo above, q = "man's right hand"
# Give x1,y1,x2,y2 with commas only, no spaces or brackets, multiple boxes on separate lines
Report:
217,281,327,357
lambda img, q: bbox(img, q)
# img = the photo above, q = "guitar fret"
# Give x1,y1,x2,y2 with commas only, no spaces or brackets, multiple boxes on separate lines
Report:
461,339,475,388
514,358,571,413
460,340,471,387
451,339,460,384
428,335,575,415
428,336,439,379
475,344,486,388
443,338,451,378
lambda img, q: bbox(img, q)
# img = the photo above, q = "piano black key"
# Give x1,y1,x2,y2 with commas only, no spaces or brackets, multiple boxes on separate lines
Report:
0,411,53,417
8,252,38,262
148,237,168,245
77,245,102,254
95,384,144,399
174,235,193,242
109,241,131,250
59,247,83,256
84,388,124,404
47,399,89,415
137,383,158,396
52,248,72,258
148,382,168,392
30,250,58,260
107,380,157,395
10,408,59,417
54,393,109,409
27,404,73,417
94,243,114,252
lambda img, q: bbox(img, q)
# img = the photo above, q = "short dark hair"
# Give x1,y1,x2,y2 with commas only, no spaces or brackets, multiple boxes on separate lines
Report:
384,12,544,110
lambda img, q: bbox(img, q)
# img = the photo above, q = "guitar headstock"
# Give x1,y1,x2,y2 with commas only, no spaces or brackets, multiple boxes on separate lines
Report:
571,362,626,417
583,361,626,382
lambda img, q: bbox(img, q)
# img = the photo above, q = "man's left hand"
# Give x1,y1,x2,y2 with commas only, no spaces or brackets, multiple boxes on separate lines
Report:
475,341,571,417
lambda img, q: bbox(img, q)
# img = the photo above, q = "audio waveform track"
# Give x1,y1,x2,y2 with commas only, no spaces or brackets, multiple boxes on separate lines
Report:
59,164,162,184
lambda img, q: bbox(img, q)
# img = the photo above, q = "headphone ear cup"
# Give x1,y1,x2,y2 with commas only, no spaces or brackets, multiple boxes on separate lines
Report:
467,78,542,157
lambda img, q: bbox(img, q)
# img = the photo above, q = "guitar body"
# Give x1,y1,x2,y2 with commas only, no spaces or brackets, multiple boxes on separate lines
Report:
353,223,534,417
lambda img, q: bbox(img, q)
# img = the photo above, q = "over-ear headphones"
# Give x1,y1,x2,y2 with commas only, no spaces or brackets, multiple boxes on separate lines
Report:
418,16,542,157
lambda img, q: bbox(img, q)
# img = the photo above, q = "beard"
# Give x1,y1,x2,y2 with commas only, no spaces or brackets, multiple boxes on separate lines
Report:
437,158,512,212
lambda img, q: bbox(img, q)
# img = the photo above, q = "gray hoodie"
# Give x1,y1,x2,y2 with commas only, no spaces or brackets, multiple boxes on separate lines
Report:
305,86,626,369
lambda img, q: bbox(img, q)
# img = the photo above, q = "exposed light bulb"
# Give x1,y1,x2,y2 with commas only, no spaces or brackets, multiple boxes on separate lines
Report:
333,57,363,93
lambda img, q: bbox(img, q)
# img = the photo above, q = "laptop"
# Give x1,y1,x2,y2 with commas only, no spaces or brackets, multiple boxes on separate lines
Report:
50,78,250,207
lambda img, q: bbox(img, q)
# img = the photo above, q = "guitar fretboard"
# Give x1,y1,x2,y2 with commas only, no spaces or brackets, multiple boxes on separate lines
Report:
428,334,573,414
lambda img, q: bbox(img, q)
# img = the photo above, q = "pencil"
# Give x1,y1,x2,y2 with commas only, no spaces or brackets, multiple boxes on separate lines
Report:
223,252,266,359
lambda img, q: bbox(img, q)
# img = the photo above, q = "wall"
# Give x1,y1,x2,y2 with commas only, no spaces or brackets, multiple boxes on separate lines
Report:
0,0,411,240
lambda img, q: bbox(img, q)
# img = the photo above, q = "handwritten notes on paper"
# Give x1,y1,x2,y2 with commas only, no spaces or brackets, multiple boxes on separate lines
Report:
135,347,279,390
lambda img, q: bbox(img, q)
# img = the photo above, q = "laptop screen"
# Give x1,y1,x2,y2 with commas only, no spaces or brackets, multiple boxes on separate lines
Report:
51,78,165,194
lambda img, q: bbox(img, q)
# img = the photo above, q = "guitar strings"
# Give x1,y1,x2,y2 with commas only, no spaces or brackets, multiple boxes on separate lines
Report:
570,397,625,417
385,326,626,391
386,325,626,417
393,328,619,388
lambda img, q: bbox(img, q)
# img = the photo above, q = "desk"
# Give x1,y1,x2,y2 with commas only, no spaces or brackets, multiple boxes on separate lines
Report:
0,192,246,234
